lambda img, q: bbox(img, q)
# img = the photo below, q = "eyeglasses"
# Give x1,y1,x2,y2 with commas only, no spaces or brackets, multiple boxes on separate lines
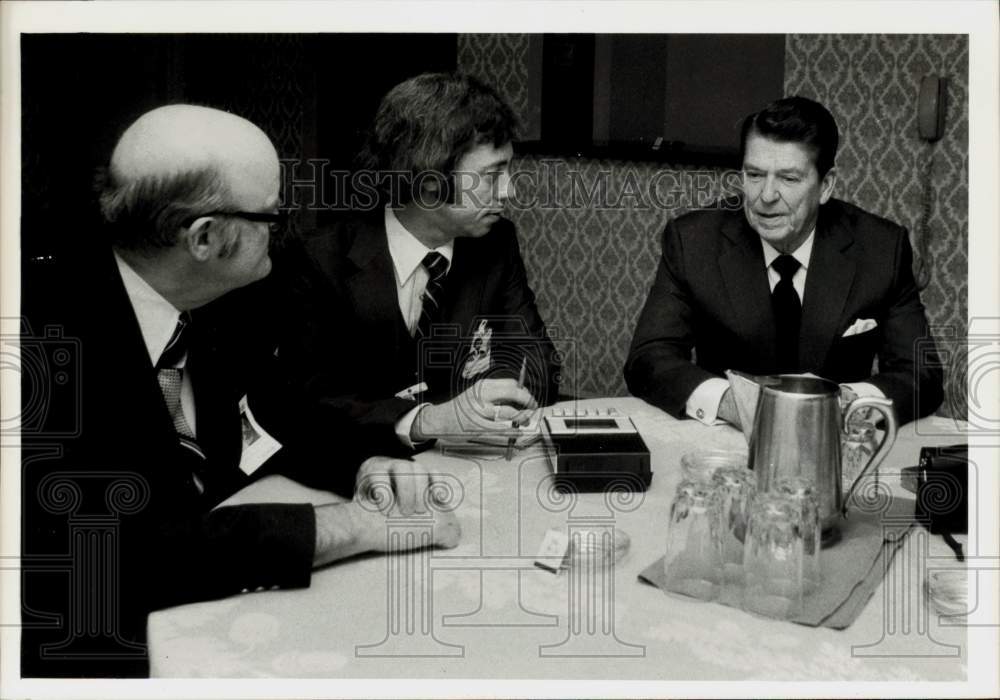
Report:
185,210,288,235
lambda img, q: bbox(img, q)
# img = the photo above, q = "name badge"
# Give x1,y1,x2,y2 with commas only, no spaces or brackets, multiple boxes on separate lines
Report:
238,395,282,476
462,320,492,380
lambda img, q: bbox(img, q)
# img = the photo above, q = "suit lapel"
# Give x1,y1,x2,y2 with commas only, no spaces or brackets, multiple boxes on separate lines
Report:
102,253,181,449
719,216,778,364
101,253,208,481
187,317,241,472
445,237,487,331
346,217,413,349
799,206,857,371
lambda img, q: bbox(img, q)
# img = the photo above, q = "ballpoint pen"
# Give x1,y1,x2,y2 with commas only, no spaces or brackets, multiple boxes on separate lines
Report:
506,356,527,461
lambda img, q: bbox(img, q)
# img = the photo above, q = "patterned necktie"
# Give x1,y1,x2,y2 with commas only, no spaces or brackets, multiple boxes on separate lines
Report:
771,254,802,373
155,312,205,461
416,252,449,338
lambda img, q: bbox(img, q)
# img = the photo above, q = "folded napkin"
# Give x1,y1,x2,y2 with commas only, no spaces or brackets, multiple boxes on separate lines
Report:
639,495,915,629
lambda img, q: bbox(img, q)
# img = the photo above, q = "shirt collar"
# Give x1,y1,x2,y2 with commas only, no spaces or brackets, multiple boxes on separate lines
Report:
384,207,453,286
114,251,183,367
760,228,815,272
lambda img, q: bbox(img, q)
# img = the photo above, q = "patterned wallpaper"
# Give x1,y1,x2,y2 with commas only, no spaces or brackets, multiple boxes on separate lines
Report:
458,34,532,126
505,156,728,398
183,34,312,235
458,34,969,419
784,34,968,418
459,34,728,398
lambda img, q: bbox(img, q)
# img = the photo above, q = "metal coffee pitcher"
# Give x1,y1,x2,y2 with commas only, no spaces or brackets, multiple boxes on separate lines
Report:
727,372,897,544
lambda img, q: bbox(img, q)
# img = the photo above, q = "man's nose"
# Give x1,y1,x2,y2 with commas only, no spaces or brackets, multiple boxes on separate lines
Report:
496,171,514,203
759,176,781,204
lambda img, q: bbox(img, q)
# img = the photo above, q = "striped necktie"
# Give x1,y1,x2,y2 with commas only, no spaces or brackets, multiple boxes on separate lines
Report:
155,312,205,462
416,251,449,338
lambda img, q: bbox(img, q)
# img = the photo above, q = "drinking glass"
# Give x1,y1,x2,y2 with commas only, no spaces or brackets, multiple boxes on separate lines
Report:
681,449,748,484
663,479,722,601
842,418,878,486
774,477,822,593
743,493,807,619
711,465,756,605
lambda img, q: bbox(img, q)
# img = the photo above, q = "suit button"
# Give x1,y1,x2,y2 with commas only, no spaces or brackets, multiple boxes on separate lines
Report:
270,585,280,591
696,408,705,419
240,588,249,594
254,586,265,592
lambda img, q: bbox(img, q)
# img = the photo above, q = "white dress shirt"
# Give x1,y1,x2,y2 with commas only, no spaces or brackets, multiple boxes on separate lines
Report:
114,252,197,435
384,208,454,444
385,207,454,335
760,229,814,301
685,229,881,425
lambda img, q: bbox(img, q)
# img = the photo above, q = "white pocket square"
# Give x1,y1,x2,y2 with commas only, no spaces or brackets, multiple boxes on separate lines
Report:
842,318,878,337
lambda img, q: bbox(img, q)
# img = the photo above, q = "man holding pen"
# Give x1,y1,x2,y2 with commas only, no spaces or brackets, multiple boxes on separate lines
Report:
505,356,529,460
274,73,560,455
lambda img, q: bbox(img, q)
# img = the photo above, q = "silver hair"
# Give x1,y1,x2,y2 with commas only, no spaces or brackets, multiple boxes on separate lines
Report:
96,165,230,251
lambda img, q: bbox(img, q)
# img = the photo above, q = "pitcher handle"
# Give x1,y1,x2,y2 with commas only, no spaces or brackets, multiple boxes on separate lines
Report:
842,396,898,511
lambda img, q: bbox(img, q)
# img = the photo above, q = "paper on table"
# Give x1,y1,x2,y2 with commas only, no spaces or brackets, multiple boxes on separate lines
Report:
639,496,915,629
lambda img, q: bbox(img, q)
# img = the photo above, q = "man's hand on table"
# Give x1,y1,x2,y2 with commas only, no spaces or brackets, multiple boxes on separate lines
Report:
312,456,461,567
410,378,537,442
354,456,438,515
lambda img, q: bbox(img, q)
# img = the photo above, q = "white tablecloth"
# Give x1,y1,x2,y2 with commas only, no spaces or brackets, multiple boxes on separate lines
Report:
148,398,970,680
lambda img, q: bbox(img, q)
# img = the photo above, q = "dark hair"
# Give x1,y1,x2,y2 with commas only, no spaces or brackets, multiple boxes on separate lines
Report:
739,96,840,177
356,72,519,205
97,165,229,250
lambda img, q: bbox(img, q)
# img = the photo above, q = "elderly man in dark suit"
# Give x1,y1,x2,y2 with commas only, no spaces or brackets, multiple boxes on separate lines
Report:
276,73,559,453
625,96,942,427
21,104,459,678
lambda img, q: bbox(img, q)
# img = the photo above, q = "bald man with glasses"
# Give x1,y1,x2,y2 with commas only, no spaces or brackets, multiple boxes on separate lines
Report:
21,104,459,678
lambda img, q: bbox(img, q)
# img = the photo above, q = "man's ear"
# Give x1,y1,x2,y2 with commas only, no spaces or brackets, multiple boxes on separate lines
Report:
819,167,837,205
180,216,221,262
416,175,444,208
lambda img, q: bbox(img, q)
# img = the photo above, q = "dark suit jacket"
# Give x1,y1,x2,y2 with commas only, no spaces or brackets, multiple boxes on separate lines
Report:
271,213,559,453
19,246,353,677
624,199,943,425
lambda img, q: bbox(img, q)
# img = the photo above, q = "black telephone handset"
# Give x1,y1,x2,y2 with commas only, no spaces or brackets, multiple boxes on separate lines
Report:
912,74,948,290
918,75,947,142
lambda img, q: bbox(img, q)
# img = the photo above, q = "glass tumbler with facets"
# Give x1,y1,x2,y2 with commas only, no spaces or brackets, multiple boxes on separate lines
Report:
842,418,878,487
743,493,808,620
710,465,757,606
774,477,822,593
663,479,722,601
680,449,749,485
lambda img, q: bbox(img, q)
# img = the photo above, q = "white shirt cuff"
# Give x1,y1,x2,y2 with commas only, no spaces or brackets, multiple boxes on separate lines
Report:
395,402,432,448
842,381,885,399
685,378,730,425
